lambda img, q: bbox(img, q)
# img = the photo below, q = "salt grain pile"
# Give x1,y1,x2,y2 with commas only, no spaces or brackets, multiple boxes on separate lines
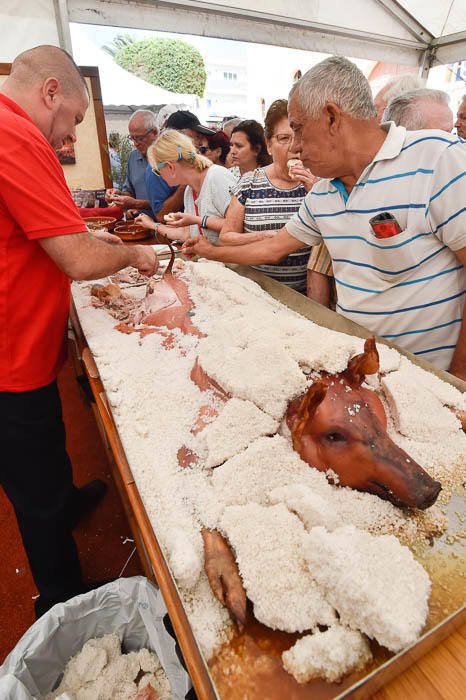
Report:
72,260,466,683
47,634,169,700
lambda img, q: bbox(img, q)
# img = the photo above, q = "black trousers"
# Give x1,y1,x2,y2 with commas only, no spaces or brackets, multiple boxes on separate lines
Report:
0,380,83,607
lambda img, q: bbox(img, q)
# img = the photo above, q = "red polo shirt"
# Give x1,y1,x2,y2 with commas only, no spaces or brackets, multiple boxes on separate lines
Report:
0,94,87,391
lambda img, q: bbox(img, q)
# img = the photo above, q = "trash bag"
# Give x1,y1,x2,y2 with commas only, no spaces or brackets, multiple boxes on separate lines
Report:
0,576,192,700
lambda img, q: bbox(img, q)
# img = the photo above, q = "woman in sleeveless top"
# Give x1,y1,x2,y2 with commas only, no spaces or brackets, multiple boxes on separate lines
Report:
219,100,316,293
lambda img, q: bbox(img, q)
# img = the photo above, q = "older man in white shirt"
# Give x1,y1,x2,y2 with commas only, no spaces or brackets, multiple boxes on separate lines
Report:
183,56,466,380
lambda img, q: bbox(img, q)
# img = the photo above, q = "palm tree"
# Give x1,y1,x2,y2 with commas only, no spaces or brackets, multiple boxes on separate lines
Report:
102,34,135,58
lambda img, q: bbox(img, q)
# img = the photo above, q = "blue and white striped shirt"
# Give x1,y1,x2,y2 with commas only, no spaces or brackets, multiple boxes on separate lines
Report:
286,123,466,369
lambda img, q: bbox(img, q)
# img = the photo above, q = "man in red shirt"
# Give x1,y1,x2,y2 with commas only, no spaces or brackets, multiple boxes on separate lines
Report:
0,45,158,617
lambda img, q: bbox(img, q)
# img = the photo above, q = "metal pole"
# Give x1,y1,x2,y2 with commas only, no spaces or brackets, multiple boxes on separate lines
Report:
53,0,73,54
419,47,436,81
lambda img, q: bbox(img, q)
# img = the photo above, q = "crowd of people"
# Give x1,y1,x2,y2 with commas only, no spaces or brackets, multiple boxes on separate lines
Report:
1,43,465,626
108,73,466,336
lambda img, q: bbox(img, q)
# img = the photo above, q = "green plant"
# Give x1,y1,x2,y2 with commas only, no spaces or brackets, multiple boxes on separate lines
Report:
104,35,206,97
107,132,133,190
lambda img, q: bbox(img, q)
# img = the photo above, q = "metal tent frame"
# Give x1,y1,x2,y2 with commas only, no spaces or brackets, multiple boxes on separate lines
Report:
58,0,466,75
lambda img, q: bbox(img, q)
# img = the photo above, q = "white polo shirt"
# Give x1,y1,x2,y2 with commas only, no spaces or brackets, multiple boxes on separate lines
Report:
286,123,466,370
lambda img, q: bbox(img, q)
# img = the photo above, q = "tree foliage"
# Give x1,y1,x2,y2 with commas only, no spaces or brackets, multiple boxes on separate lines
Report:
104,35,206,97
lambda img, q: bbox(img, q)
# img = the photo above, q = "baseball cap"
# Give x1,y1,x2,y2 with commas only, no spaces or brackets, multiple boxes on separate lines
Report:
166,110,215,136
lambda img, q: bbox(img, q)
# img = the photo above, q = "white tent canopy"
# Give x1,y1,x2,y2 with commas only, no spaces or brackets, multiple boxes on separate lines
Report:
2,0,466,70
66,0,466,71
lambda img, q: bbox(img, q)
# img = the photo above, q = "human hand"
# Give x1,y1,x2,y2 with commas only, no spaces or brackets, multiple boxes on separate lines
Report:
130,246,159,277
90,229,123,245
135,213,156,230
112,194,137,209
181,236,215,260
125,208,140,220
164,211,196,228
105,188,120,204
288,161,318,191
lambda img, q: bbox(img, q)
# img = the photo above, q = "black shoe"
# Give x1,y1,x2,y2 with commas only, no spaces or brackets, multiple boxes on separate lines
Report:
68,479,107,529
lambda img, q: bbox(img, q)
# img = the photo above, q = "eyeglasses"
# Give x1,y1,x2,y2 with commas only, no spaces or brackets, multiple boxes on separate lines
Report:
198,146,209,154
129,129,154,143
272,133,293,145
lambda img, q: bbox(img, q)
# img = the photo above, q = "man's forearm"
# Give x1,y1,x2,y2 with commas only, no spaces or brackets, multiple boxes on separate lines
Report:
132,198,150,210
203,237,288,265
73,238,142,280
39,232,144,280
219,231,272,246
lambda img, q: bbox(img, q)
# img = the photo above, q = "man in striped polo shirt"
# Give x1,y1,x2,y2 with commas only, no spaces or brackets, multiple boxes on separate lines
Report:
183,56,466,379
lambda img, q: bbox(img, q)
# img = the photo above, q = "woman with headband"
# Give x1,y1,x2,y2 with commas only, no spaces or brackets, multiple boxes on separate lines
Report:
136,130,236,244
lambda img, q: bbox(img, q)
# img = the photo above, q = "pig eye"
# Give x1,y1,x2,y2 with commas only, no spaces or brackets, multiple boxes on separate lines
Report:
324,431,346,443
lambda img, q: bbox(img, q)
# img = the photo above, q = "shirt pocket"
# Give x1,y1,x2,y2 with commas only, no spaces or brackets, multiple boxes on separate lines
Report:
369,229,420,283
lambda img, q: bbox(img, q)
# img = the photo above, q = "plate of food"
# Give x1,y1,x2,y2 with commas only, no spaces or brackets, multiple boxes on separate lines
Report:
84,216,117,231
113,223,151,241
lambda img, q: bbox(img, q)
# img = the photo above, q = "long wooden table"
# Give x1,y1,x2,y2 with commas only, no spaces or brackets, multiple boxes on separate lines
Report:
70,263,466,700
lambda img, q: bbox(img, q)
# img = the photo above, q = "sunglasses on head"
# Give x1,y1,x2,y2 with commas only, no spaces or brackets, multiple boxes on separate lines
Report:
152,145,187,176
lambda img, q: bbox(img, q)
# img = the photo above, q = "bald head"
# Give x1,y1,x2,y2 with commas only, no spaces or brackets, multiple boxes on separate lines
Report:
10,45,88,98
2,45,90,150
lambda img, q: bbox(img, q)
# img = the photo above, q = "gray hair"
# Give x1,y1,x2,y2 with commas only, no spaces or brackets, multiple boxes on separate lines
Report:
222,117,242,136
289,56,376,120
383,88,450,129
129,109,158,131
383,74,425,105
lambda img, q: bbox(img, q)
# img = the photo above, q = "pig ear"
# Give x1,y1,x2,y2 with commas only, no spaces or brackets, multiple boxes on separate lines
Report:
344,337,380,388
291,381,328,451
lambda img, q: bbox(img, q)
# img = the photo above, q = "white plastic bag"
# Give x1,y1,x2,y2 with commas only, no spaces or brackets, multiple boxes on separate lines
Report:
0,576,192,700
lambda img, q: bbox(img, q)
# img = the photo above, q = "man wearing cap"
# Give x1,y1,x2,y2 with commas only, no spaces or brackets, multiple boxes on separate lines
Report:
144,110,215,223
165,109,215,148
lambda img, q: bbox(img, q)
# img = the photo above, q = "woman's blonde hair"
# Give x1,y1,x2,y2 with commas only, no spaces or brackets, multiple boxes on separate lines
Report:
148,129,211,172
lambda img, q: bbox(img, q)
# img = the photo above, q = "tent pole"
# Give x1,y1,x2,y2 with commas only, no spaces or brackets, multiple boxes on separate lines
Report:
53,0,73,54
419,47,436,80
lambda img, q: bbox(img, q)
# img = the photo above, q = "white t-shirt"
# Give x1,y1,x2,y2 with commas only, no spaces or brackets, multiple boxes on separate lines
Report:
286,122,466,369
184,164,236,244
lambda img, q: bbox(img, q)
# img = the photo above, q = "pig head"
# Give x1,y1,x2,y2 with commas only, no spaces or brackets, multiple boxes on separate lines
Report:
286,338,441,510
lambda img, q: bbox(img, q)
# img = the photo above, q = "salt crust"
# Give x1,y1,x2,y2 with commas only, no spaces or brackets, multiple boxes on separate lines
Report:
303,526,431,652
47,634,168,700
196,398,278,467
282,625,372,683
72,283,205,592
380,358,466,477
179,572,234,659
72,261,463,664
220,503,336,632
197,317,308,419
382,368,461,442
192,435,416,539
